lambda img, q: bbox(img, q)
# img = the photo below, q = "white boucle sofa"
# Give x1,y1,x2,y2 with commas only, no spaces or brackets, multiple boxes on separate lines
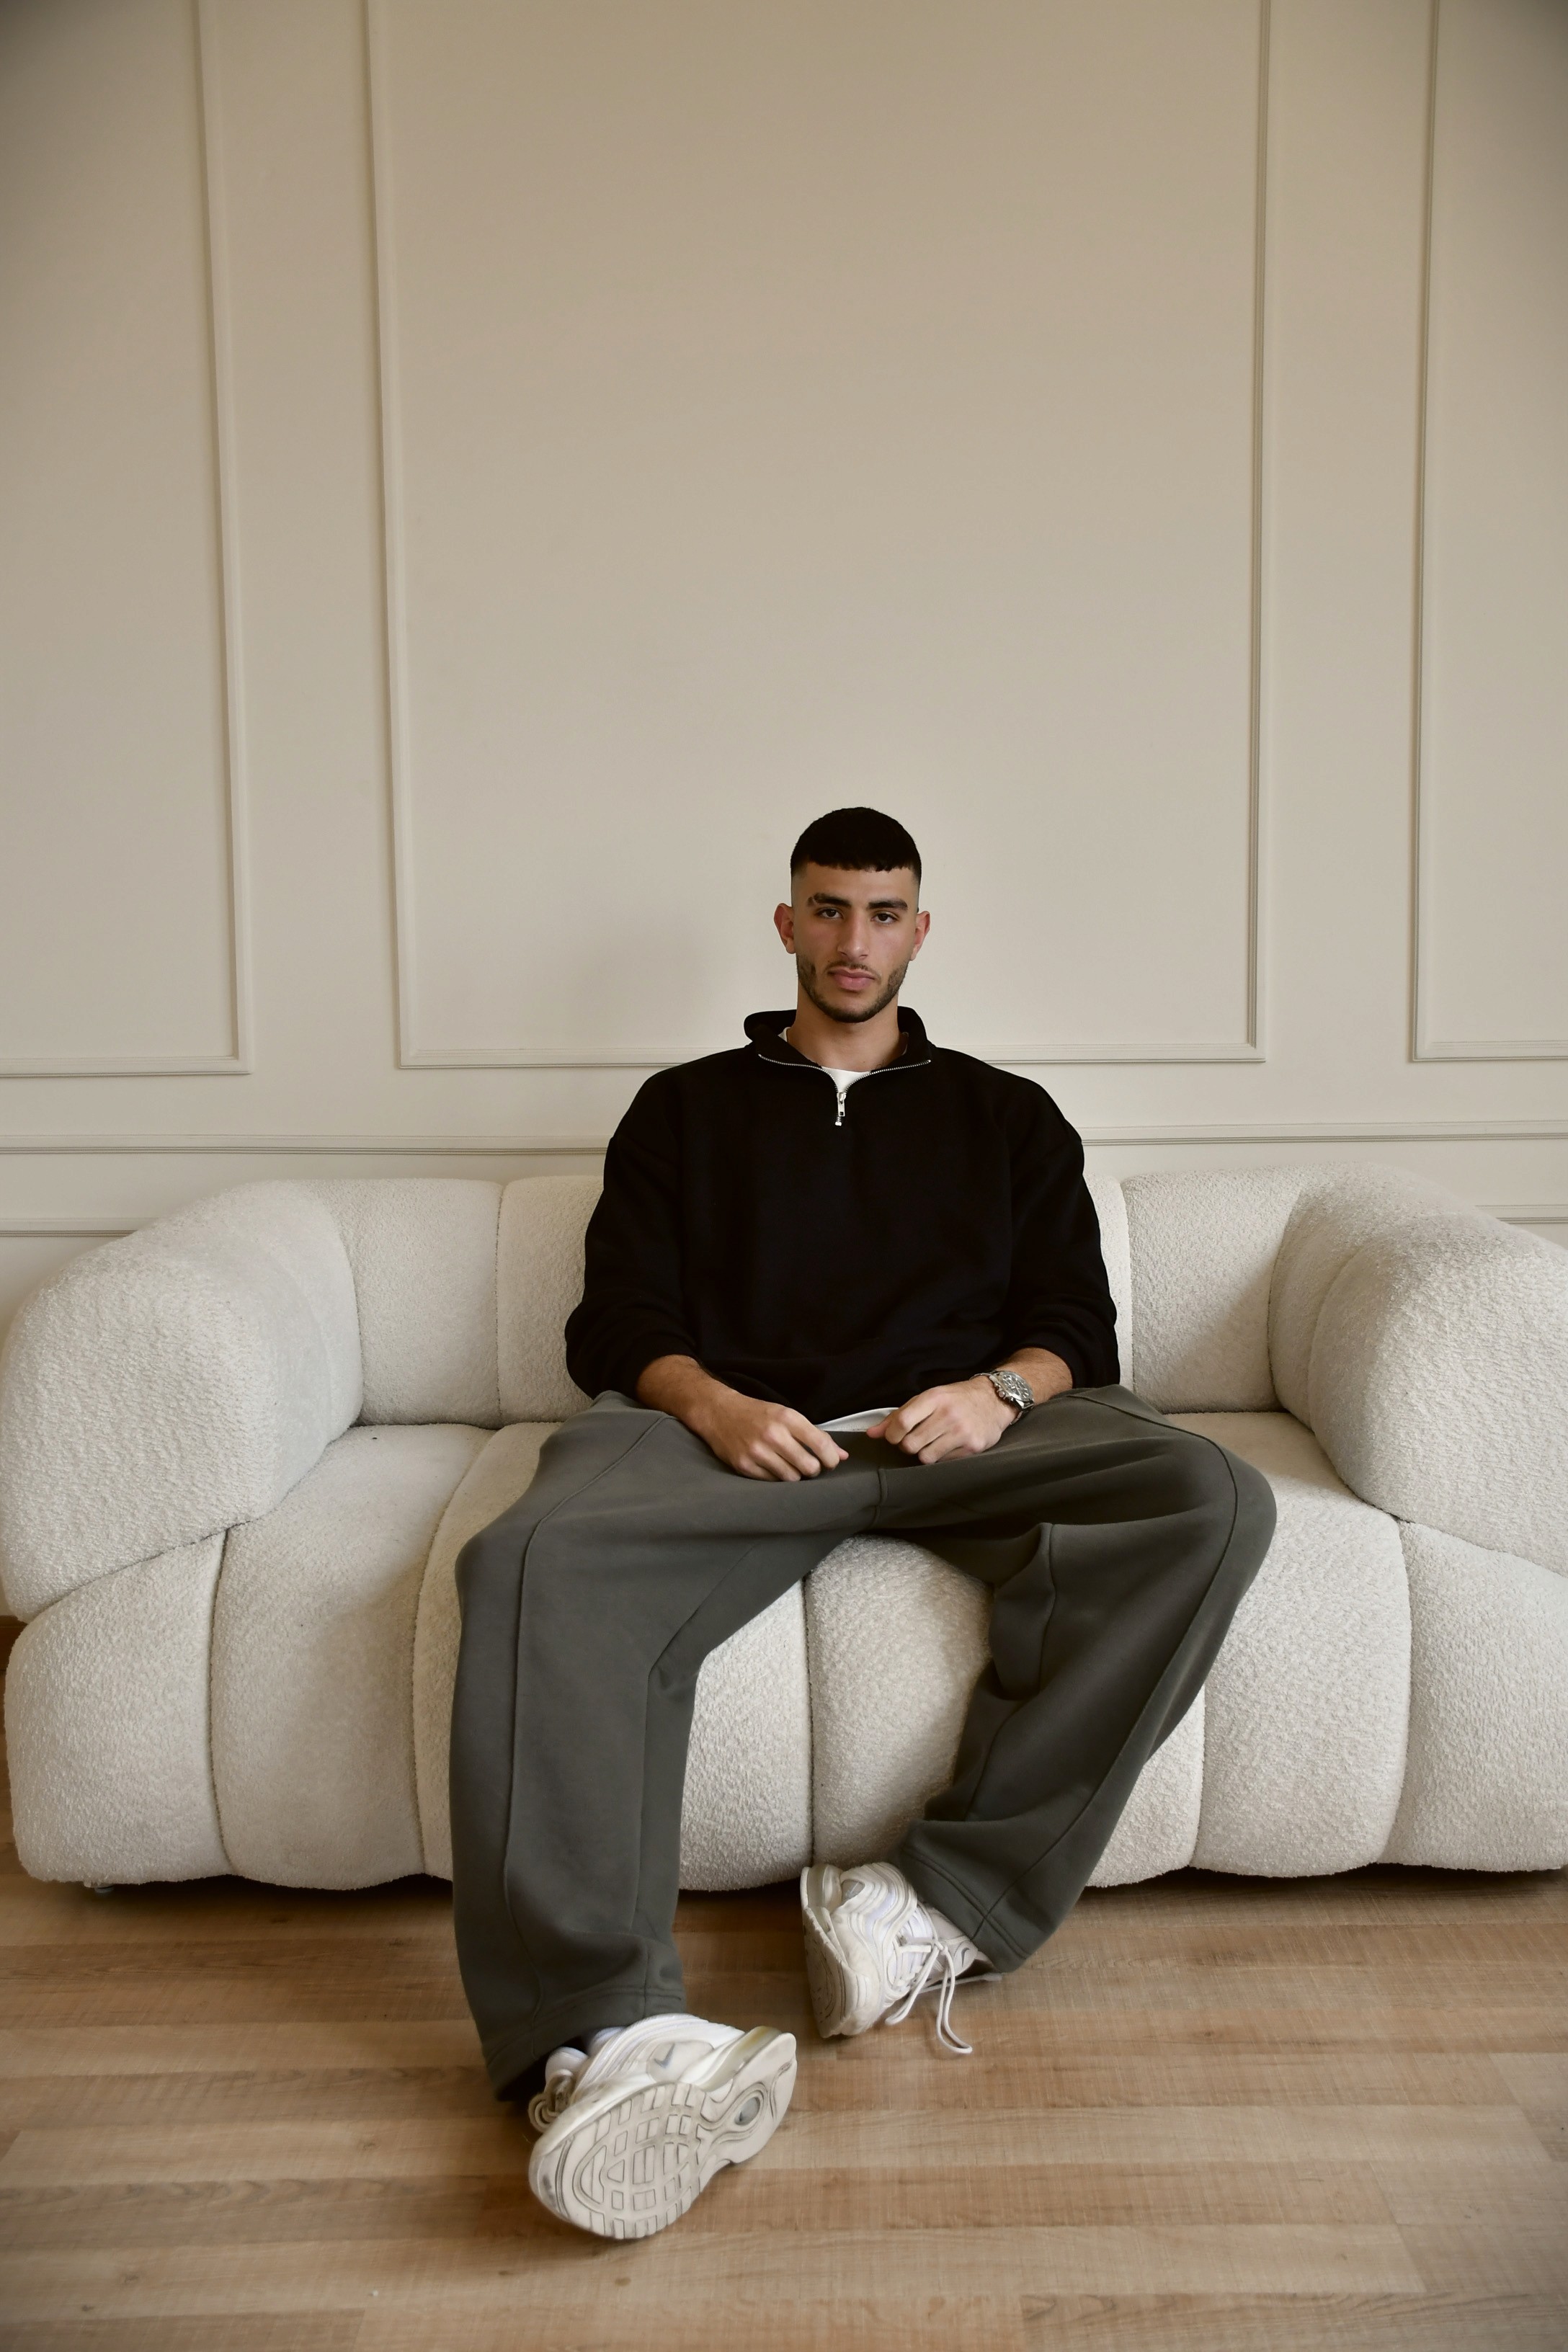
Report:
1,1166,1565,1897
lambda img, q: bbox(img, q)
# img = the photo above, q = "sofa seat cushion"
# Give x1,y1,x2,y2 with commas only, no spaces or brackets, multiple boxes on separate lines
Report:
1386,1521,1568,1871
6,1537,228,1886
1173,1412,1410,1876
212,1423,489,1888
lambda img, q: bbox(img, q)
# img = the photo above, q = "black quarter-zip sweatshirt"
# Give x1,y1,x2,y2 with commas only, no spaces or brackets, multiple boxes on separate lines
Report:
564,1007,1120,1422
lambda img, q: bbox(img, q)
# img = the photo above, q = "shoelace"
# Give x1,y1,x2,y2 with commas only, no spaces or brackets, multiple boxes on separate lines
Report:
883,1936,975,2056
526,2055,583,2134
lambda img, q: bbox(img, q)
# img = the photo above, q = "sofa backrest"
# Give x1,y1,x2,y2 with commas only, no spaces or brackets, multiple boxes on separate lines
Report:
295,1162,1461,1427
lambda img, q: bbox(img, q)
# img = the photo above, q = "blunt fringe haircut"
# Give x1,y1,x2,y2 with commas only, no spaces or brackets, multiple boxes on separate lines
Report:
790,806,922,886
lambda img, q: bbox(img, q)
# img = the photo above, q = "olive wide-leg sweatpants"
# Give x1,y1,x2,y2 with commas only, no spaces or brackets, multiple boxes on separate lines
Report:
450,1386,1275,2098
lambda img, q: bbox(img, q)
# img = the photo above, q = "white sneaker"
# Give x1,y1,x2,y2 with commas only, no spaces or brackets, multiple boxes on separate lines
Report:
800,1861,997,2054
525,2013,796,2240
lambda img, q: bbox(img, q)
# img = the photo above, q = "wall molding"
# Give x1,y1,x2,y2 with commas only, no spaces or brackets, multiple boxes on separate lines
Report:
1409,0,1568,1064
0,1218,138,1238
2,1115,1565,1157
0,0,253,1080
365,0,1272,1072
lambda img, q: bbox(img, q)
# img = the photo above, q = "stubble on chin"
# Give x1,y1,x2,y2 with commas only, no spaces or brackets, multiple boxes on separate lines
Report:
797,956,910,1026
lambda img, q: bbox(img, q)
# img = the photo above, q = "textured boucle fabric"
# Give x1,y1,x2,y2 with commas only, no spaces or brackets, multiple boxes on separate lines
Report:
1384,1522,1568,1871
1090,1696,1204,1886
806,1536,991,1866
1268,1165,1459,1424
1309,1214,1568,1571
212,1424,486,1888
413,1422,558,1876
1084,1175,1133,1389
497,1176,596,1422
1177,1412,1410,1876
0,1185,360,1617
1123,1169,1305,1412
680,1587,813,1890
5,1538,228,1884
804,1531,1203,1884
308,1180,502,1428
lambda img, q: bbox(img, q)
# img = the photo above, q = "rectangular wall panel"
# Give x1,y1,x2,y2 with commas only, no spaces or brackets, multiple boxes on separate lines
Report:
0,0,245,1073
373,0,1267,1066
1415,0,1568,1059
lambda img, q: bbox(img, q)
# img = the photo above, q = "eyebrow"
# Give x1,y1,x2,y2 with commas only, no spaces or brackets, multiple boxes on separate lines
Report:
808,891,909,911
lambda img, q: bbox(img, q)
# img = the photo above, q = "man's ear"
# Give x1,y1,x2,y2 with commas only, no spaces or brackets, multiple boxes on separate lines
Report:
909,908,931,957
774,901,796,953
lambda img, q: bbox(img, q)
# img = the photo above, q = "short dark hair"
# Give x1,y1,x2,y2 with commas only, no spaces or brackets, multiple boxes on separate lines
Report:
789,806,922,886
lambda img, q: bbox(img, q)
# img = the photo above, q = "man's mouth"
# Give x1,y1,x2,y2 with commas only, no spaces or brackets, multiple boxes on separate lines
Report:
829,966,876,989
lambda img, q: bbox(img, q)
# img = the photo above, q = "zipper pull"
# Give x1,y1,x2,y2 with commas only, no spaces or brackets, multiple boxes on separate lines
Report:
834,1084,847,1128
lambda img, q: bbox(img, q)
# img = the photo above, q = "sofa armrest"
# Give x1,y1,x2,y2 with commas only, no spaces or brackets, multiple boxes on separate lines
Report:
1285,1206,1568,1572
0,1184,362,1618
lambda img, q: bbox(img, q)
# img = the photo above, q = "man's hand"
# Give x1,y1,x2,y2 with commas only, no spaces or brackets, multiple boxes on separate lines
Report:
868,1349,1073,1464
866,1376,1015,1464
637,1355,847,1481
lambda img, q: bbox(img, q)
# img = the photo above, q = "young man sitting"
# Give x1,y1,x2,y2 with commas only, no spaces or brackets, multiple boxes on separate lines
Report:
450,806,1275,2240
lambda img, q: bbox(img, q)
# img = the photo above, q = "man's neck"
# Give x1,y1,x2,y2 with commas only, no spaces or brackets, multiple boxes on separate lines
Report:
784,995,905,1074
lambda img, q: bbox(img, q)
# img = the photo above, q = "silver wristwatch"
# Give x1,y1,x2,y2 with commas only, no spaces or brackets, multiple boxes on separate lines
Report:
983,1367,1035,1418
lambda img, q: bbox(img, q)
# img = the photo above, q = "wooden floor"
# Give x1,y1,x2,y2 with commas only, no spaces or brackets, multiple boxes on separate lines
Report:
0,1634,1565,2348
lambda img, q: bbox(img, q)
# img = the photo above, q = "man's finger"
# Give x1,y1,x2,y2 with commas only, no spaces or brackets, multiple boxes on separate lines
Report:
780,1412,846,1472
896,1405,950,1453
876,1391,941,1446
752,1446,803,1481
768,1429,827,1478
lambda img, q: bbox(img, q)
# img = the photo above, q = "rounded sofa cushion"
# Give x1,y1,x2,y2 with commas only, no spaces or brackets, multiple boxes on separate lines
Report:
1384,1523,1568,1871
680,1586,812,1892
212,1423,487,1889
1268,1164,1458,1424
308,1179,503,1428
1308,1214,1568,1574
0,1183,361,1617
1177,1412,1410,1877
1122,1169,1305,1412
4,1536,228,1886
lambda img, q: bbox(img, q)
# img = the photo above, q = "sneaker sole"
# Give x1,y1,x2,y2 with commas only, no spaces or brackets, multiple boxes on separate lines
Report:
528,2027,796,2240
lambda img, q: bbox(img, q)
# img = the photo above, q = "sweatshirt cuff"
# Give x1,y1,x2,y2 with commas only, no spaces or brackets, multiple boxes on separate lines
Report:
615,1329,703,1401
1012,1333,1087,1391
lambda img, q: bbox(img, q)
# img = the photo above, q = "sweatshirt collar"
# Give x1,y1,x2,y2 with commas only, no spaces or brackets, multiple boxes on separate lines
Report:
744,1006,933,1070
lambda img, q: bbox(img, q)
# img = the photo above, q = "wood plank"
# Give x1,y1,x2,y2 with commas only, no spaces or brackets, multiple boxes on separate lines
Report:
1400,2222,1568,2296
761,2104,1554,2169
483,2160,1392,2233
0,2175,489,2251
0,2323,362,2352
1492,2051,1568,2160
0,2064,496,2134
0,2119,533,2188
0,2224,1428,2322
352,2290,1568,2352
793,2046,1516,2111
0,2023,481,2080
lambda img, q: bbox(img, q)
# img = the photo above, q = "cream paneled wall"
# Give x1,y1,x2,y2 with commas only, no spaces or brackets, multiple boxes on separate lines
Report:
1,0,1564,1344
